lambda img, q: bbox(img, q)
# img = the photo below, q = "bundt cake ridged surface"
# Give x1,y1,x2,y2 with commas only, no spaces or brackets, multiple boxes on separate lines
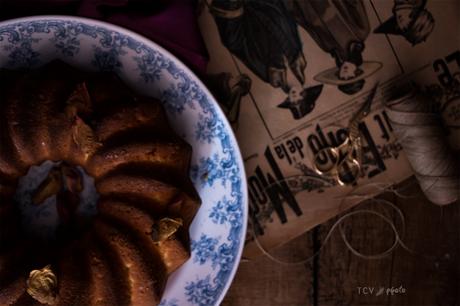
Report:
0,61,201,305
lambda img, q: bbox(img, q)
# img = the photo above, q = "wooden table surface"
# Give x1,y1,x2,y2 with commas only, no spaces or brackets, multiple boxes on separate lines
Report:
222,178,460,306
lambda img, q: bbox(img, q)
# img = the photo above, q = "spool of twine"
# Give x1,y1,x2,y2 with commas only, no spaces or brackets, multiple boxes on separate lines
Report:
384,83,459,205
438,78,460,151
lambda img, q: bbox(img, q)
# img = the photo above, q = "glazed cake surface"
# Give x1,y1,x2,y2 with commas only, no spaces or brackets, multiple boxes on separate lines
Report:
0,61,201,306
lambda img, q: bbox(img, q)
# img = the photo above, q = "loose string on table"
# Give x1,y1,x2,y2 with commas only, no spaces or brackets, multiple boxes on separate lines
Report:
245,81,458,265
247,179,445,266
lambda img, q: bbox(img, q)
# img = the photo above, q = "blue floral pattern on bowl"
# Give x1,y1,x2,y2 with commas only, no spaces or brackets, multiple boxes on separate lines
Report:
0,16,248,306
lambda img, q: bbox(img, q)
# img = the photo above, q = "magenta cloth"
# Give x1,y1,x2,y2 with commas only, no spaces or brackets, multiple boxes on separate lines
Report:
0,0,209,74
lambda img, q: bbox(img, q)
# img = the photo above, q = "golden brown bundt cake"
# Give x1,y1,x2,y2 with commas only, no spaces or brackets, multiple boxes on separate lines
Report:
0,202,19,248
0,242,37,306
97,175,182,214
97,199,188,274
0,277,28,306
94,220,164,306
50,82,93,166
86,138,192,179
0,61,201,305
85,238,120,305
0,183,15,198
53,243,92,306
8,74,44,164
0,70,28,179
94,100,171,143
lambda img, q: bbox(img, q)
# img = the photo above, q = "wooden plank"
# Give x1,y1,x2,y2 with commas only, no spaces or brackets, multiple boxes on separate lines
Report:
222,232,314,306
223,178,459,305
315,192,397,305
387,182,460,306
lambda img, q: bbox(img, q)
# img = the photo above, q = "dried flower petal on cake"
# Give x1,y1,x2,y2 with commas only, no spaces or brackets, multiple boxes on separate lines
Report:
27,265,58,305
151,218,183,243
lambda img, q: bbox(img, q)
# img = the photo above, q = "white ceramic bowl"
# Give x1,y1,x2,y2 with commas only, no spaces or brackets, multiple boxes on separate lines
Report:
0,16,248,306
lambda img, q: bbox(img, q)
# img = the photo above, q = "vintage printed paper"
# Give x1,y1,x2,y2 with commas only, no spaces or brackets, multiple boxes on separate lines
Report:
198,0,460,258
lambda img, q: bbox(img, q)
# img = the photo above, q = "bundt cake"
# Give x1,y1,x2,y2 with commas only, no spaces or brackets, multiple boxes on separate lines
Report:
0,61,201,305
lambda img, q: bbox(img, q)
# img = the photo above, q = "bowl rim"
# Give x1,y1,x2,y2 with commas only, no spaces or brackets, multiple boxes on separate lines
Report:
0,15,249,305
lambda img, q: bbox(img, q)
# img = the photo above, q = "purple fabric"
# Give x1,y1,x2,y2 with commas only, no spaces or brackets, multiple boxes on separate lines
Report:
0,0,209,74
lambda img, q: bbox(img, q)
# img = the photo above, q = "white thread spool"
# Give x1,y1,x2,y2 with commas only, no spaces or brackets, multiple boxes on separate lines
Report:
384,84,459,205
441,93,460,151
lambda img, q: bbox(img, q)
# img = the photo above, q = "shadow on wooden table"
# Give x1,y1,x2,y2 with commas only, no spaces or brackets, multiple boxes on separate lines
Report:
223,177,460,306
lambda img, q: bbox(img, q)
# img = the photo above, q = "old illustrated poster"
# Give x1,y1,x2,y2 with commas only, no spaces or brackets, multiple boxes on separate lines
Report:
197,0,460,258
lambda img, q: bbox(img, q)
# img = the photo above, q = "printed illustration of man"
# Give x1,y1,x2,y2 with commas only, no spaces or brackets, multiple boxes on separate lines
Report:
277,84,323,120
286,0,382,95
205,72,251,126
374,0,435,45
208,0,323,120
